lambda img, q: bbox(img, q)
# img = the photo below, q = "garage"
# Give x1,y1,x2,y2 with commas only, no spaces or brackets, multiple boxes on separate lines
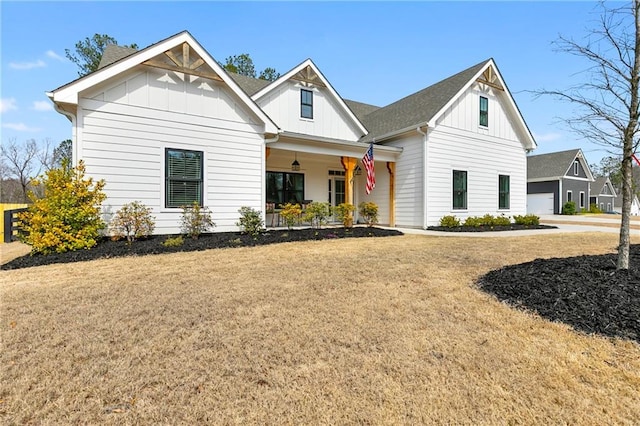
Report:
527,193,554,215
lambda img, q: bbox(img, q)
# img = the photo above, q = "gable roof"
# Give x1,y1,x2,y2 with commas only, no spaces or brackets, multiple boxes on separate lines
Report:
360,60,488,142
527,148,595,181
592,176,617,196
98,44,138,69
251,58,369,137
344,99,380,121
48,31,278,135
228,72,272,96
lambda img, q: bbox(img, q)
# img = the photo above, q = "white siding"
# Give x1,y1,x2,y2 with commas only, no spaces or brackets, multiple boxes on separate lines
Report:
257,81,362,142
425,125,527,226
384,135,424,228
437,83,519,141
356,162,390,226
77,69,266,235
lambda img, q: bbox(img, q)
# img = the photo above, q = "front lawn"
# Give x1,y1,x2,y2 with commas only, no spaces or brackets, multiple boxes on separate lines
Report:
1,232,639,424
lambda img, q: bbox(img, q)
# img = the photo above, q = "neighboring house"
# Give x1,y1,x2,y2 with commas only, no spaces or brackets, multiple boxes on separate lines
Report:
590,176,617,212
527,149,595,215
47,31,536,234
614,193,640,215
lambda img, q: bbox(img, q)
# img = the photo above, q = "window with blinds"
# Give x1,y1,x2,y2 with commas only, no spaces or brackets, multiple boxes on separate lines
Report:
165,148,203,208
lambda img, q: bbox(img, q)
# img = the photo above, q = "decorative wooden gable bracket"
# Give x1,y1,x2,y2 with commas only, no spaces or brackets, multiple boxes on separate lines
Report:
291,65,326,87
476,66,503,91
142,42,222,82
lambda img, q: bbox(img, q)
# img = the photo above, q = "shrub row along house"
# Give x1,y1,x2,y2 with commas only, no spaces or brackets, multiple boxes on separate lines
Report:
47,31,537,234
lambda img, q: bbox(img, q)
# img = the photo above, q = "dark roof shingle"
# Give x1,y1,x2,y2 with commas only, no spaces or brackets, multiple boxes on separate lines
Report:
527,149,581,180
98,44,138,69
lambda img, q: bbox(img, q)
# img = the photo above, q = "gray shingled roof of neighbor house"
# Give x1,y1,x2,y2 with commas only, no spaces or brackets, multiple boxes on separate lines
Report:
527,149,582,180
592,176,610,194
97,44,138,69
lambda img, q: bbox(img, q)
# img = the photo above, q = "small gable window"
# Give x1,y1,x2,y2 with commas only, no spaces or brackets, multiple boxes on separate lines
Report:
453,170,467,210
301,89,313,119
573,160,579,175
165,148,203,208
479,96,489,127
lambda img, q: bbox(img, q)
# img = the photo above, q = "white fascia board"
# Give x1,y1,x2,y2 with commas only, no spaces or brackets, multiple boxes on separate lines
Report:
273,132,402,162
528,177,562,183
50,31,278,135
252,59,368,136
562,149,596,181
427,59,537,151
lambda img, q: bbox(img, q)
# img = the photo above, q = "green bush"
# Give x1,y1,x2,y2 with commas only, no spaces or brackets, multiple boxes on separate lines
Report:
304,201,332,229
589,203,603,214
463,216,484,227
513,214,540,226
562,201,577,215
493,214,512,226
181,201,215,239
358,202,379,227
279,202,302,229
110,201,155,242
162,235,184,247
334,203,356,228
236,206,264,237
18,160,106,254
439,215,461,227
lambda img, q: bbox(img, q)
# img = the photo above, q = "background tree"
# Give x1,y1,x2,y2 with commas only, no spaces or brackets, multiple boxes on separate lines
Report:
221,53,280,81
1,138,41,202
52,139,73,169
536,1,640,269
594,155,624,187
65,34,138,77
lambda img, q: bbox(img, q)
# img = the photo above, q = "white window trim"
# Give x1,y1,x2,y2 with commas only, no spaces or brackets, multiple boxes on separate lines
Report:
573,160,579,175
498,173,510,210
452,168,468,211
579,191,586,209
567,190,573,203
479,95,489,128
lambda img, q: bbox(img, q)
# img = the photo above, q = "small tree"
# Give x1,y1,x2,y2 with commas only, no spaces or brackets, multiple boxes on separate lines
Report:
279,203,302,229
358,202,379,227
18,160,106,254
110,201,155,242
181,202,215,239
65,34,138,77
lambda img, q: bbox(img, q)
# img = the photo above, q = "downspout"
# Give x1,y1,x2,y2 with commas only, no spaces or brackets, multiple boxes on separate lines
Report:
417,125,428,229
49,99,77,165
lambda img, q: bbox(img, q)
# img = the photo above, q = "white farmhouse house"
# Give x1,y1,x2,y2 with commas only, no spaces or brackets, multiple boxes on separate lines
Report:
47,31,536,234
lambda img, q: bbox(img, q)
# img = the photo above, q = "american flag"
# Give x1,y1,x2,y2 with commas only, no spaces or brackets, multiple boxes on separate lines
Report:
362,143,375,195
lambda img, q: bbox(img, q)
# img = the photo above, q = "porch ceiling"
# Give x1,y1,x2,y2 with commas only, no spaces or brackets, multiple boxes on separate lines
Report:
269,132,402,162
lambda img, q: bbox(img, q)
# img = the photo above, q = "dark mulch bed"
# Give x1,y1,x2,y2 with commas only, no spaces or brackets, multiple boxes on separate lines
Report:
477,245,640,343
427,224,557,232
1,227,402,270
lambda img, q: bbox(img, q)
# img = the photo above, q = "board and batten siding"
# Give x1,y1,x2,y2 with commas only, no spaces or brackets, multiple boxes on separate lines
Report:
356,162,390,225
256,81,362,142
76,67,266,234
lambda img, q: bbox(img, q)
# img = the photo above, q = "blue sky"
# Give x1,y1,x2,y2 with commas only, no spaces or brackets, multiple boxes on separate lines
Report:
0,1,616,166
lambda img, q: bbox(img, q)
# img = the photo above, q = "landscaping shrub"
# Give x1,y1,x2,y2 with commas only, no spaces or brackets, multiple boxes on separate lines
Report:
162,235,184,247
279,202,302,229
439,215,461,227
463,216,484,227
110,201,155,242
589,203,603,214
18,160,106,254
513,214,540,226
304,201,332,229
181,201,215,239
358,202,379,226
236,206,264,237
562,201,577,215
334,203,356,228
493,214,512,226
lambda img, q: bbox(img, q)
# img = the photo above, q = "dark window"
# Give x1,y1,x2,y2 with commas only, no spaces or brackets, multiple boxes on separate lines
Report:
573,160,579,175
165,148,203,208
479,96,488,127
580,191,585,209
567,191,573,202
301,89,313,119
266,171,305,206
499,175,510,209
453,170,467,210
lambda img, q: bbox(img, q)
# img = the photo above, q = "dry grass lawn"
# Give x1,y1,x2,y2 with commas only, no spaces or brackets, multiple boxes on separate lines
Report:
2,233,640,424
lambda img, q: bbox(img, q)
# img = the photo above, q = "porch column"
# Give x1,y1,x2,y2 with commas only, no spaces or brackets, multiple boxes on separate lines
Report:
387,162,395,227
265,147,271,159
341,156,357,205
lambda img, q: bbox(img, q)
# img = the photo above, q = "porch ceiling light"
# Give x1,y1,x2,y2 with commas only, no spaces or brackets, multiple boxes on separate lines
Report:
291,153,301,171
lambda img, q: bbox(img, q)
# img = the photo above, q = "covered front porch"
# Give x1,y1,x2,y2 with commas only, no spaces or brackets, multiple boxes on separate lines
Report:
264,133,402,227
